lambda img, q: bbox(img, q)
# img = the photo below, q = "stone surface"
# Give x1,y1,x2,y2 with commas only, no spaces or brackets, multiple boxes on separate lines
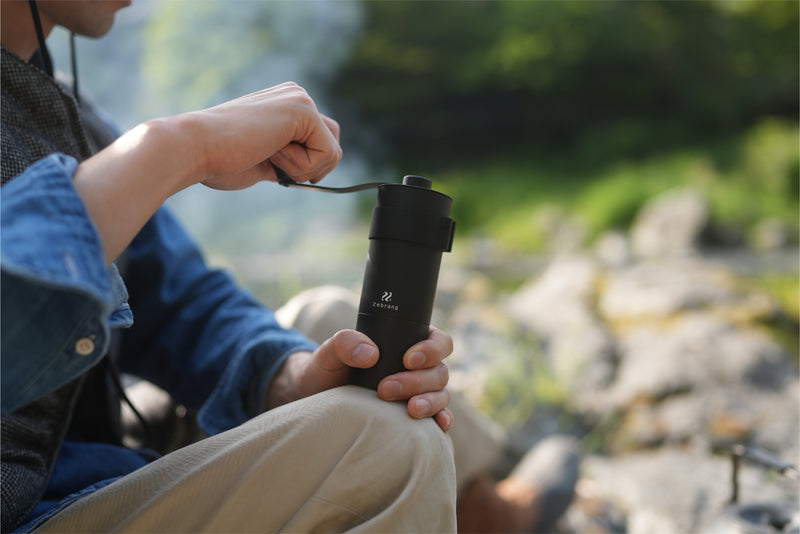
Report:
630,187,709,259
580,447,799,534
607,313,791,409
504,254,618,395
599,259,741,320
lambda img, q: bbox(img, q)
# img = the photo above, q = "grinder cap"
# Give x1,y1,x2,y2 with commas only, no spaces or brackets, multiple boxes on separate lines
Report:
370,175,455,252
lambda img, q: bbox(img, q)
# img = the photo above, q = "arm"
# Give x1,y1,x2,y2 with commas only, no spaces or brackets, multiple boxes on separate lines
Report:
73,82,341,264
1,82,338,414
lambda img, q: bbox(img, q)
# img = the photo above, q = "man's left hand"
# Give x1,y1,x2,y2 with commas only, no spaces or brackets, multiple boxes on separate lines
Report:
266,327,454,432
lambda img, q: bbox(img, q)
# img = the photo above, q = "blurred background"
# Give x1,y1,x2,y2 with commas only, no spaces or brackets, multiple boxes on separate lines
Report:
50,1,798,532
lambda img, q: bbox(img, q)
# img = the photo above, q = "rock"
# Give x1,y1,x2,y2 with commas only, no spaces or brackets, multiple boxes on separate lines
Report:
608,313,792,410
594,231,633,268
505,254,618,394
599,259,740,320
534,205,588,253
631,187,709,259
618,384,799,451
583,447,799,534
447,297,521,403
507,254,601,325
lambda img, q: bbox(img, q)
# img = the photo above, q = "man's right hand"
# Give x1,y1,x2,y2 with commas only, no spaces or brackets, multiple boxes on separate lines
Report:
193,82,342,191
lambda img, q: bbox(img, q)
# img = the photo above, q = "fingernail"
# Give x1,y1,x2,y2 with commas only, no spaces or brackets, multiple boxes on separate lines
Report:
407,351,425,369
440,411,452,430
415,398,432,416
352,343,376,366
381,380,403,399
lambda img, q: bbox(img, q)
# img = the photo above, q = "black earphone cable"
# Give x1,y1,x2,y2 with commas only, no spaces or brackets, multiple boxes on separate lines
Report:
106,358,153,450
70,32,80,105
27,0,53,76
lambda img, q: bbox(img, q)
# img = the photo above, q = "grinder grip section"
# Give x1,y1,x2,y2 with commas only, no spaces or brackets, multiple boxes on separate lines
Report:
349,176,454,390
350,314,430,389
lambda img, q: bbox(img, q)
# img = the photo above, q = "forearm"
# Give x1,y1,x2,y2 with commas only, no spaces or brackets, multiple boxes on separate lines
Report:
73,115,203,264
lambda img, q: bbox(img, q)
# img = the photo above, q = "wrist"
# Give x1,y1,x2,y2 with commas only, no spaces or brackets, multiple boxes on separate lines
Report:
264,351,311,411
134,114,207,194
71,114,208,263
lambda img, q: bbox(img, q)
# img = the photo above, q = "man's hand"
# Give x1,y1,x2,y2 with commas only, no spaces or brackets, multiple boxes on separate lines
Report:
192,82,342,191
266,327,454,432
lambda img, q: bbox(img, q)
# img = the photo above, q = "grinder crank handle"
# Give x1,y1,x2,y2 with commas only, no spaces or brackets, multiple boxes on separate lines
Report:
274,166,389,194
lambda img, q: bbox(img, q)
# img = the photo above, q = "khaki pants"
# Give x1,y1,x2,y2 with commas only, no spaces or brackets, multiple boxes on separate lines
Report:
37,287,502,533
37,386,456,533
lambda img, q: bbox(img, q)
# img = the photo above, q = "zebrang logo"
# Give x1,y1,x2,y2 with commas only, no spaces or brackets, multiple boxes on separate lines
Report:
372,291,399,311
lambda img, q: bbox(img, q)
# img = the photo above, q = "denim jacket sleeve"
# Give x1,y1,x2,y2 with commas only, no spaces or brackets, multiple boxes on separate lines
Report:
1,154,133,415
117,205,318,436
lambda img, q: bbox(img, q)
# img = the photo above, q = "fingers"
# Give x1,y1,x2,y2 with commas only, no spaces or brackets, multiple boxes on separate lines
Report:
269,138,341,185
403,326,454,370
378,362,449,400
313,327,455,432
434,408,454,432
198,82,342,189
407,388,451,420
322,115,340,142
268,97,342,185
377,326,454,431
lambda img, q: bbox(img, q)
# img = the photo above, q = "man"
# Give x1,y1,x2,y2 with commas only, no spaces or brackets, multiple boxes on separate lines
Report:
1,1,578,532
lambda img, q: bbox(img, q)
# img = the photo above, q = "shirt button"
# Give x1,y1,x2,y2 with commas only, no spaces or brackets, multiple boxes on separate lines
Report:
74,337,95,356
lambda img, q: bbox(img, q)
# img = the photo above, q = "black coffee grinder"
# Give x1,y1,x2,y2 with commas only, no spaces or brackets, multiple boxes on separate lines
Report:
277,171,455,389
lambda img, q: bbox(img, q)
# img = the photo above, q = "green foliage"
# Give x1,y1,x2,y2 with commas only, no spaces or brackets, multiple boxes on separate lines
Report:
745,271,800,362
707,119,799,235
437,119,798,253
479,334,568,430
333,0,798,167
753,272,800,323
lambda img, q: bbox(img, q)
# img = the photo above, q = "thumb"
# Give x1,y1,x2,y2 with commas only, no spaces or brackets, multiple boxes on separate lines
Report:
308,330,378,388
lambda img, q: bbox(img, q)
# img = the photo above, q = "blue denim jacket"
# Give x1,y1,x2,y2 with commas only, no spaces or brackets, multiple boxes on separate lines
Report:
1,154,318,531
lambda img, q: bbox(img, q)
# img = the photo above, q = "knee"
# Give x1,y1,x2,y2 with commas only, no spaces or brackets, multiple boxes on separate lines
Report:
325,385,456,483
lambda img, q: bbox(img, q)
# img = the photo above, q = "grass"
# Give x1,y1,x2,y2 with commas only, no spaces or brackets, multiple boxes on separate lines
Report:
755,272,800,322
432,119,799,255
478,333,570,430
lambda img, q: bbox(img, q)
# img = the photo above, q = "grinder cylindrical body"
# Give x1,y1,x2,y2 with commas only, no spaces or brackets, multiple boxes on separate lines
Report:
350,175,455,390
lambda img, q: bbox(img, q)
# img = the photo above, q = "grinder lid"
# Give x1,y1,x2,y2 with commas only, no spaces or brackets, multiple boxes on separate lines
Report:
370,175,455,252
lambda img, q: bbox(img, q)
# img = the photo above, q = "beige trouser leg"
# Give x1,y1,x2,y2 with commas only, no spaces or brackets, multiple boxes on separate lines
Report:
36,386,456,533
275,286,504,496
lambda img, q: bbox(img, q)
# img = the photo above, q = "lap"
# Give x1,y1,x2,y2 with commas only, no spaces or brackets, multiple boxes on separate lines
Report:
36,386,456,533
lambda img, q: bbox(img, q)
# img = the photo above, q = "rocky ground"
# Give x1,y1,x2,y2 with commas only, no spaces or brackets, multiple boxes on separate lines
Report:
439,187,799,533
